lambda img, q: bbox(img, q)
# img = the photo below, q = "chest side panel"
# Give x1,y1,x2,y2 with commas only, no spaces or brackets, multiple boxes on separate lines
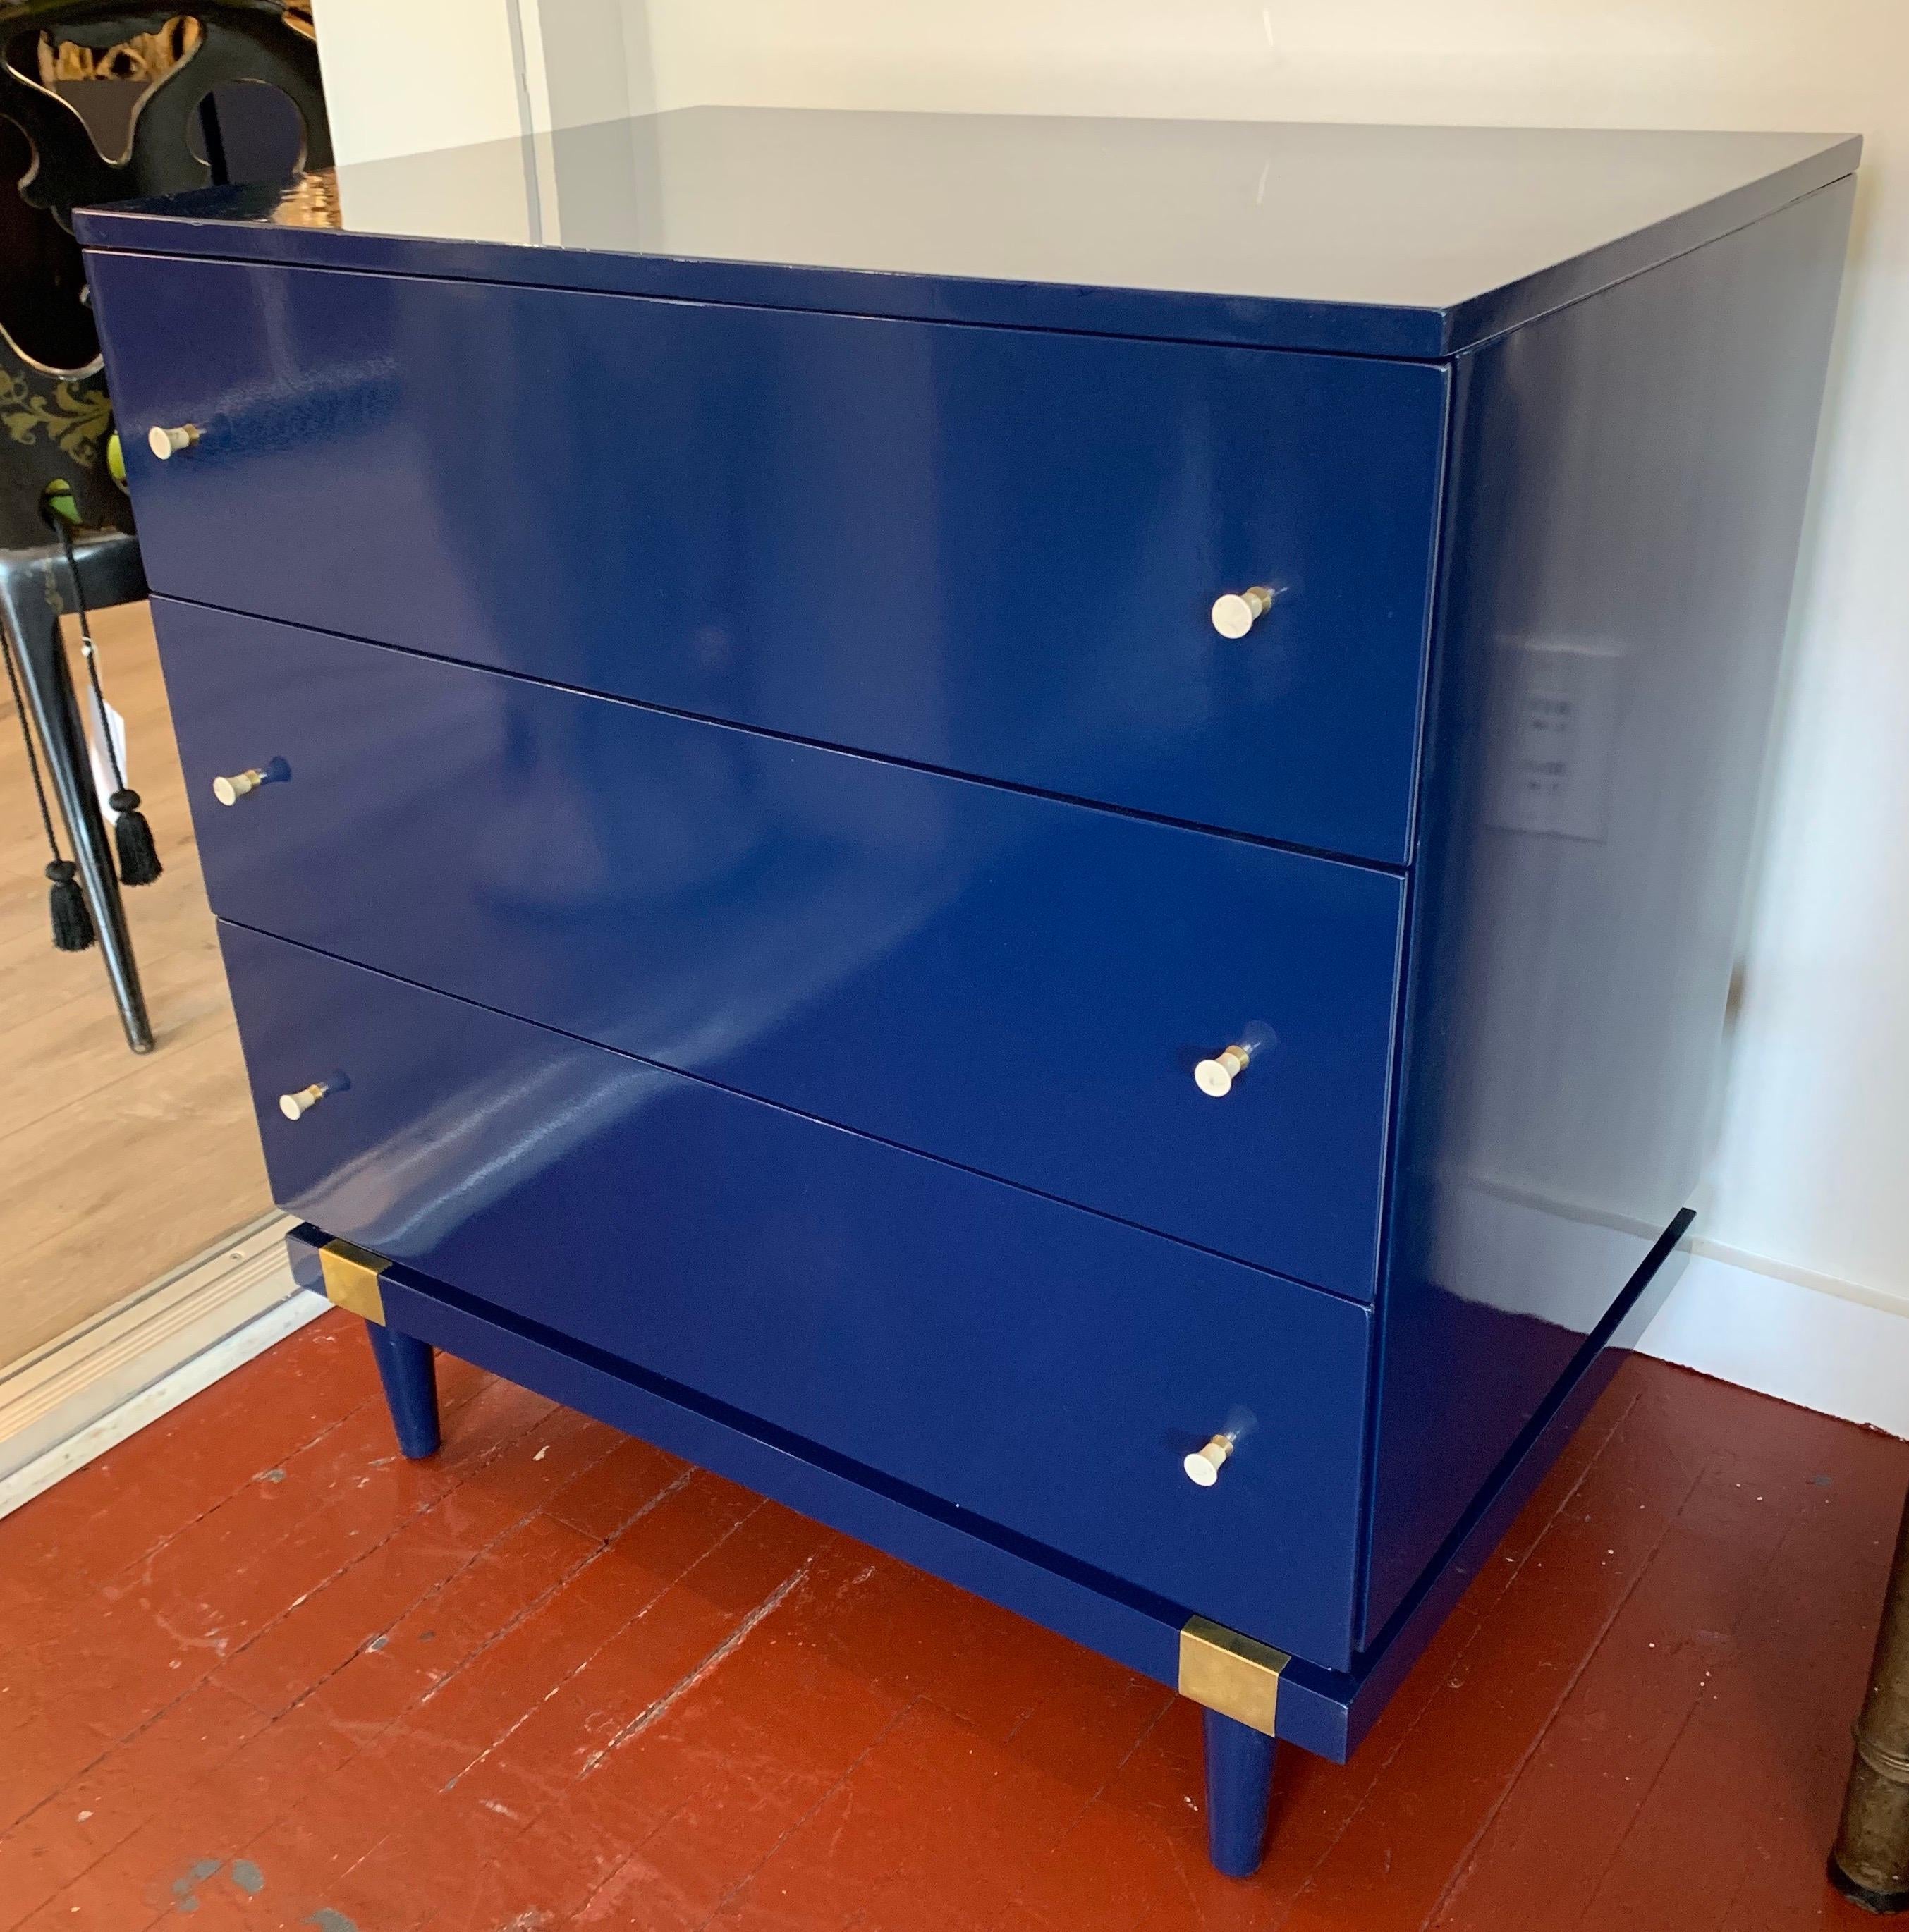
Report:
1364,179,1855,1642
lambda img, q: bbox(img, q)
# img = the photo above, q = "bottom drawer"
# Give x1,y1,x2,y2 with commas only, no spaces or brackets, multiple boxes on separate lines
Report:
222,922,1374,1666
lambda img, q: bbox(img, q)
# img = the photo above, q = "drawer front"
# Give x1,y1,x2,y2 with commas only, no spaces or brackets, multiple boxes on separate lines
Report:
162,601,1403,1300
224,923,1372,1665
94,251,1447,865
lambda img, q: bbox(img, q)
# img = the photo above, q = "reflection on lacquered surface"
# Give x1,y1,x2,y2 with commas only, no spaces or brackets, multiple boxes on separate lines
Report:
1362,177,1855,1639
227,919,1378,1667
268,167,340,230
159,597,1403,1303
91,109,1857,1681
299,110,1846,310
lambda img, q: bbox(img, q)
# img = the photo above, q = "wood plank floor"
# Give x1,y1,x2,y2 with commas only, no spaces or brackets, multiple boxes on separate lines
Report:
0,1328,1898,1931
0,600,269,1366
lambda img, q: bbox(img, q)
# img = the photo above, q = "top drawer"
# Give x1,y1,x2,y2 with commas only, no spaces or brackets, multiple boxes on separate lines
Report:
90,252,1448,865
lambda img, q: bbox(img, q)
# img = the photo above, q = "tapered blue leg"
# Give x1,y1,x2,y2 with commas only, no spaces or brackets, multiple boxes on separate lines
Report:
1202,1708,1277,1878
365,1321,441,1458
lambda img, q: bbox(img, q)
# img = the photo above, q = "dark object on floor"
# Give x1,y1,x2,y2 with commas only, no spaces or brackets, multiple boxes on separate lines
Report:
1834,1486,1909,1912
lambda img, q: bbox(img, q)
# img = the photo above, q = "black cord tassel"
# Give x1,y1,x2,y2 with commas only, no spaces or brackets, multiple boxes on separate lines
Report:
109,786,162,886
48,496,162,887
47,859,94,952
1,581,92,960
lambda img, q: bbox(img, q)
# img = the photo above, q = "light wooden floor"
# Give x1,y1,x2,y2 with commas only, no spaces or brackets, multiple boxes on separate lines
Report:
0,600,269,1367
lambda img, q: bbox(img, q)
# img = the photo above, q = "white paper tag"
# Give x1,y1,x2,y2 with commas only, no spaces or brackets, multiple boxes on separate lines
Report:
1485,640,1625,843
85,685,128,824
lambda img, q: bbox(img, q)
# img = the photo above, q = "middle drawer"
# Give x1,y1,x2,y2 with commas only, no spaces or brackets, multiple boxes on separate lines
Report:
159,599,1403,1300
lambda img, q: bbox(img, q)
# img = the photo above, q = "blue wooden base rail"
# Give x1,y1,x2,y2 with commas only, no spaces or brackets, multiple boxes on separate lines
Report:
287,1209,1688,1870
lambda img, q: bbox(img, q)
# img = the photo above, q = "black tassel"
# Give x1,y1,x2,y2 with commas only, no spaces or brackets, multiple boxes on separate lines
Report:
47,506,167,893
110,788,162,886
47,860,94,952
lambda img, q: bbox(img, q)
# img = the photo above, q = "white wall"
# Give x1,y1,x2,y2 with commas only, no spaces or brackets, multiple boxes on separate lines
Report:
315,2,652,163
312,1,525,163
520,0,638,135
310,3,1909,1347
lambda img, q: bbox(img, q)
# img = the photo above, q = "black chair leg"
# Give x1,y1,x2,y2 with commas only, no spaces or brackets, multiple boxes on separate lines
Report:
0,540,153,1054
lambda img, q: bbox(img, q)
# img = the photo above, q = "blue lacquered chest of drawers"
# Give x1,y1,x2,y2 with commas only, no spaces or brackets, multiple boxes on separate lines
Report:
79,110,1857,1876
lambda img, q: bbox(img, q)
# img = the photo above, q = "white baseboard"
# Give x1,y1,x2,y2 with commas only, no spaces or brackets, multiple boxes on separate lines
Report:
0,1212,325,1522
1640,1251,1909,1437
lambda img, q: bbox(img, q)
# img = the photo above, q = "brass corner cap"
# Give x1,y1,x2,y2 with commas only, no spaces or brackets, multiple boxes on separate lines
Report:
319,1237,391,1324
1178,1615,1289,1737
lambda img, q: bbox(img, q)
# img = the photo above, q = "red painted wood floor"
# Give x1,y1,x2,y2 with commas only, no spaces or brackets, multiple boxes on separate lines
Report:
3,1314,1903,1931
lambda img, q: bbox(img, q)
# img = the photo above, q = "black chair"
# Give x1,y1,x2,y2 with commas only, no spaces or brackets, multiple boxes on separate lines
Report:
0,1,329,1049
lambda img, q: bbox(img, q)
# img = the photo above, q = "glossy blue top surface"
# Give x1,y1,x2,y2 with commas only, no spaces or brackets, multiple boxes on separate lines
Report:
76,109,1859,356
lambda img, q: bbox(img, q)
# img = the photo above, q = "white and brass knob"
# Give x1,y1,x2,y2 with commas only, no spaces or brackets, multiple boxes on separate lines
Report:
213,768,268,806
147,423,200,460
1183,1433,1236,1487
1194,1044,1252,1098
1209,585,1274,640
279,1082,329,1121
